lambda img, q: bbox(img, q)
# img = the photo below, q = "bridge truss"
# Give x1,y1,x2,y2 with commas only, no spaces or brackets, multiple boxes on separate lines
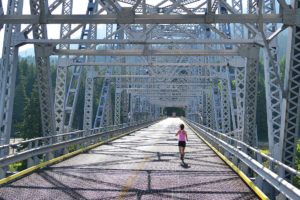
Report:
0,0,300,192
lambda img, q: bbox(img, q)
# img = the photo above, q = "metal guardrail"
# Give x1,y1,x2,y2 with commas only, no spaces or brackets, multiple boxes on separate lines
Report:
0,118,162,179
184,118,300,200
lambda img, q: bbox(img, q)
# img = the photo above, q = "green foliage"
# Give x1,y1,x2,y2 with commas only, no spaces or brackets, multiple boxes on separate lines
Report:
279,57,286,80
8,160,27,172
13,65,27,132
293,142,300,188
20,82,42,139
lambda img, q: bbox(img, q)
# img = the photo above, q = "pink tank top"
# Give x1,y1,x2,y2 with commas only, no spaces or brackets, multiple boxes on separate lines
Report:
178,130,186,141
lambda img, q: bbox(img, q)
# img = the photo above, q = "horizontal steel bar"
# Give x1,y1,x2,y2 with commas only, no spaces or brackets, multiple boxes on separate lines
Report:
66,62,239,67
53,49,240,56
0,14,283,24
94,75,216,78
18,39,263,45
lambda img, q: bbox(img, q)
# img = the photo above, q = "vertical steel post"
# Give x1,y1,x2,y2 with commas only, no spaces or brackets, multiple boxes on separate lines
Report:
30,0,55,136
279,0,300,181
0,0,23,157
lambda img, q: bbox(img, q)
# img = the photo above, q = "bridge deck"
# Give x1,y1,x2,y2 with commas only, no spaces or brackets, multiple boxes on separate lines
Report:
0,118,259,200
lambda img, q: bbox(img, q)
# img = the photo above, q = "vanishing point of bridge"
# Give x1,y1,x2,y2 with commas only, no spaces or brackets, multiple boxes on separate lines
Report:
0,0,300,199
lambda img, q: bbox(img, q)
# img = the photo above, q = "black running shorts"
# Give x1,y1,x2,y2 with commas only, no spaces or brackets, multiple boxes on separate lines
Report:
178,141,186,147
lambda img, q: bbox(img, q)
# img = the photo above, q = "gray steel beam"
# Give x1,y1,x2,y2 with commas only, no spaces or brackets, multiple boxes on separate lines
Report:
66,62,236,67
14,38,264,46
279,0,300,181
53,49,240,56
242,45,259,147
54,0,73,134
0,0,23,157
0,13,284,24
30,0,56,137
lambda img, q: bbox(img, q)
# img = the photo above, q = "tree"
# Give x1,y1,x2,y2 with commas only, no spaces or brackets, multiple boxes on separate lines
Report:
20,82,42,139
12,62,27,134
13,75,27,130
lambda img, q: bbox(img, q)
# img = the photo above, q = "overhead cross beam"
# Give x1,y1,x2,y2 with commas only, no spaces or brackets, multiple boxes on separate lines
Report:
0,13,285,24
53,49,240,56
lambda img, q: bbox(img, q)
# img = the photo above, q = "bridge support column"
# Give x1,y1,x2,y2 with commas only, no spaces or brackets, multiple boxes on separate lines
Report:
83,70,94,130
114,85,121,125
205,92,213,128
30,0,56,137
220,67,231,133
235,65,246,141
212,87,222,132
54,0,73,135
279,0,300,181
0,0,23,157
242,45,259,147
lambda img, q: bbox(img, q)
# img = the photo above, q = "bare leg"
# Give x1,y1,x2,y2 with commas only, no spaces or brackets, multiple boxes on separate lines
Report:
179,147,184,160
182,147,185,160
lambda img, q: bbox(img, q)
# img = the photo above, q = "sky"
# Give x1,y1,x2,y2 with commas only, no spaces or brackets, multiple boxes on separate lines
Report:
0,0,285,56
0,0,170,55
0,0,107,55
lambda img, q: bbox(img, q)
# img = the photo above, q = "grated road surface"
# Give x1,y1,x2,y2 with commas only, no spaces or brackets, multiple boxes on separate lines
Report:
0,118,259,200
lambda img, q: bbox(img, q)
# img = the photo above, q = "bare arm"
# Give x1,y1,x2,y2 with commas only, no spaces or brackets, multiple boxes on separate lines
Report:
175,131,179,136
185,131,188,141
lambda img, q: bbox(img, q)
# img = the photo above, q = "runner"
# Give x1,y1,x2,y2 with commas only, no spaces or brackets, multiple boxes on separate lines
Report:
175,124,188,162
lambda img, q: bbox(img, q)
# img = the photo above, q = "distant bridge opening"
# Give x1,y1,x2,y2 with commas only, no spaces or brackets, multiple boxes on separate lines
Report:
164,107,185,117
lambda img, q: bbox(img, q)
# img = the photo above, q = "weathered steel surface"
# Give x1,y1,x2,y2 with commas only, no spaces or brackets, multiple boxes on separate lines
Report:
0,118,258,200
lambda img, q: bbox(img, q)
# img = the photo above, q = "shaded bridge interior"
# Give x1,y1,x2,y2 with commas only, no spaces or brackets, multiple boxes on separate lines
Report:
0,118,258,200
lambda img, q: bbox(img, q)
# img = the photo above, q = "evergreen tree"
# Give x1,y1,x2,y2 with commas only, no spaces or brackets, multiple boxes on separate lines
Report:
13,75,27,128
25,63,35,96
20,82,42,139
12,61,27,135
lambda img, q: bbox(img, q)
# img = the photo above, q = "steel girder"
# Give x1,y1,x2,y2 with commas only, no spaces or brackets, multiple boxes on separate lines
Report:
0,0,23,157
212,87,223,132
279,0,300,181
242,45,259,147
59,0,98,133
0,13,287,25
15,38,263,46
0,0,3,31
235,66,245,141
30,0,56,137
54,0,73,134
0,0,299,181
220,68,231,133
52,48,241,57
94,68,113,128
83,69,94,130
205,91,213,128
114,26,124,125
226,67,237,131
262,0,283,164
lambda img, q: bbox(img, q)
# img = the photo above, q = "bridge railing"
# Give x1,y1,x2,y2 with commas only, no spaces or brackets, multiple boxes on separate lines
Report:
184,118,300,200
0,117,162,179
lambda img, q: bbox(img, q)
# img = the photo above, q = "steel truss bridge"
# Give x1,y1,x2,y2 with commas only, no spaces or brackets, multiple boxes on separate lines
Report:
0,0,300,199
